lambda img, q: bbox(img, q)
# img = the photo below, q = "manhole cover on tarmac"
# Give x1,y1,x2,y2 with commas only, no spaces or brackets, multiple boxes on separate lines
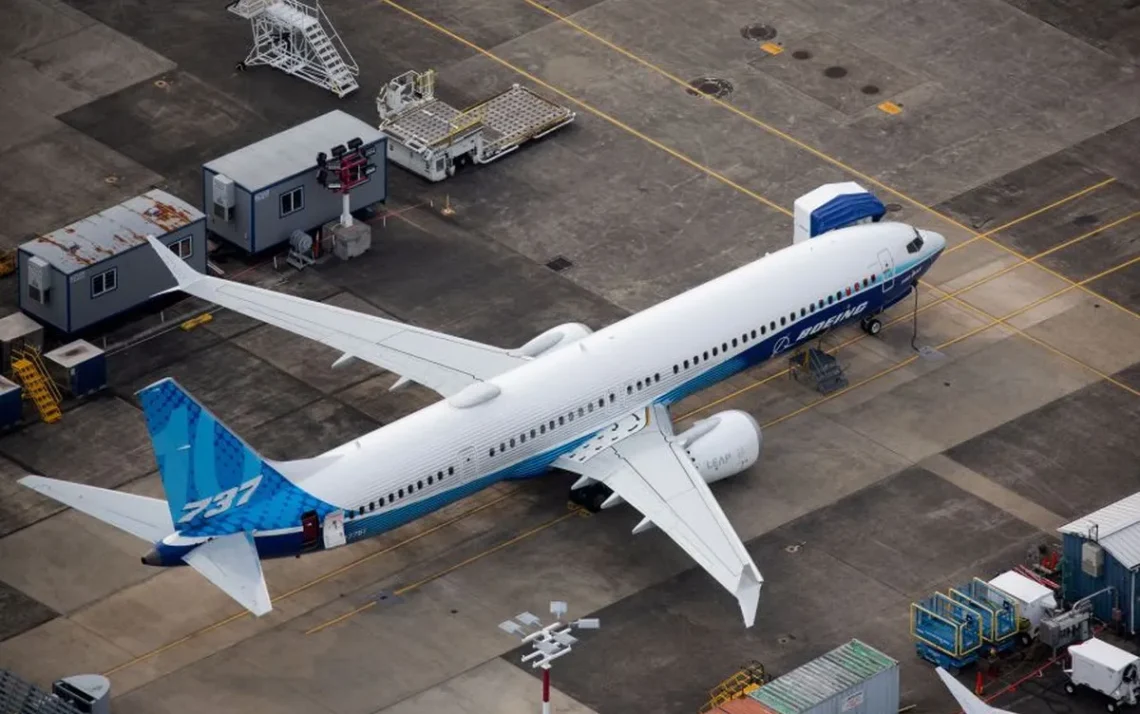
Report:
791,49,812,60
861,84,880,94
1073,214,1099,226
823,66,848,78
740,23,777,41
686,77,734,99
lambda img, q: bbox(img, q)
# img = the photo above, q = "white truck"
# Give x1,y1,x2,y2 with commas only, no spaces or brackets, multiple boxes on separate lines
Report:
1064,637,1140,712
988,569,1058,642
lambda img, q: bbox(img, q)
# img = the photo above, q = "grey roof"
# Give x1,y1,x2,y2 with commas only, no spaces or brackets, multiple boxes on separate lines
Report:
750,640,897,714
1059,492,1140,569
203,110,384,192
20,190,204,275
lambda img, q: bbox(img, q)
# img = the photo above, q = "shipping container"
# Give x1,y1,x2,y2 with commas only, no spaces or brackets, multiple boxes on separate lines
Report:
43,340,107,397
0,312,45,376
0,376,22,429
749,640,899,714
717,698,775,714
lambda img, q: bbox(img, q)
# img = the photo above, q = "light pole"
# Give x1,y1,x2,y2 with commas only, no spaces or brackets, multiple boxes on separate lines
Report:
499,601,600,714
316,137,378,229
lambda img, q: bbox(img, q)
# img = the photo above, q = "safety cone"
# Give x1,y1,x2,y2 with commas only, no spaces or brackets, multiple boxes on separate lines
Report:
975,671,985,695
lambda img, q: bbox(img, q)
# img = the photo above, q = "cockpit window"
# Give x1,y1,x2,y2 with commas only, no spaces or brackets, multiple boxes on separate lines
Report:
906,233,925,254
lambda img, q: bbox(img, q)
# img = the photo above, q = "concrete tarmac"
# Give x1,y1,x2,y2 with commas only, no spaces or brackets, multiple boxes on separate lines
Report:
0,0,1138,711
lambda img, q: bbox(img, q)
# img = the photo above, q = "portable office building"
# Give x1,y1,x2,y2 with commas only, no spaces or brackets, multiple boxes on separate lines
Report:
17,190,206,334
1059,492,1140,635
748,640,899,714
202,110,387,253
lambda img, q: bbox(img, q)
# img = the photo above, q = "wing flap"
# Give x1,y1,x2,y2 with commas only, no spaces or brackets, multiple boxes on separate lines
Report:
146,237,527,397
183,531,272,616
19,475,174,543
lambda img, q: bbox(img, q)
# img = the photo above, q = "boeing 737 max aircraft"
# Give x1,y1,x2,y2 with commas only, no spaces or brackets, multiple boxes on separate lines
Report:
21,219,945,627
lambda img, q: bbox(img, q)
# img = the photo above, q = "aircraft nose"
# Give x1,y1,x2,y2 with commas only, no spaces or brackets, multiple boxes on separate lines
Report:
141,548,163,566
921,229,947,256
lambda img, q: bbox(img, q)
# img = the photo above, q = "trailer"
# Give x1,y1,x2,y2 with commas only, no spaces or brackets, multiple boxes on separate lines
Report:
376,70,575,182
951,578,1023,647
1064,637,1140,712
912,593,984,673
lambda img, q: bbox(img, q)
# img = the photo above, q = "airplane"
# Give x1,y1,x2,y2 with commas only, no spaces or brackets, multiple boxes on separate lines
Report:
935,667,1017,714
20,206,945,627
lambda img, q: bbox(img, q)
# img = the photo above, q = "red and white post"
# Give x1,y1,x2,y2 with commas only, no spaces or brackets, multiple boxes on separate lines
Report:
542,666,551,714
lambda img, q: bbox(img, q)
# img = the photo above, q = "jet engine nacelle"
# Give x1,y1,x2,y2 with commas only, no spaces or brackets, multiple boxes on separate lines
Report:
515,322,593,359
677,410,763,484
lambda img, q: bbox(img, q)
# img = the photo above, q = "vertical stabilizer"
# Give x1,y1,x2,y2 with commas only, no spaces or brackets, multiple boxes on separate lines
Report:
137,377,339,536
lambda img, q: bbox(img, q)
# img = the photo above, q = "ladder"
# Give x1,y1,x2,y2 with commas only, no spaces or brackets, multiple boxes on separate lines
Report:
700,661,768,712
227,0,359,98
12,347,62,424
789,347,848,394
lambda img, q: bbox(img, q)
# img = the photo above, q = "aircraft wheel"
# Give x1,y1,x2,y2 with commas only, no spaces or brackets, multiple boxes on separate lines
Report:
236,61,247,72
1064,682,1076,695
861,317,882,336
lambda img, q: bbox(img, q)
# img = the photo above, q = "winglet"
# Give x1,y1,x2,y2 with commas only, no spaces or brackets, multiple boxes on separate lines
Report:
736,564,763,628
147,235,203,296
935,667,1017,714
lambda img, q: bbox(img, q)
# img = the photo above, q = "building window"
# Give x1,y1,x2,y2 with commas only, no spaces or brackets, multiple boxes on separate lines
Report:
91,268,117,298
170,236,193,260
280,186,304,217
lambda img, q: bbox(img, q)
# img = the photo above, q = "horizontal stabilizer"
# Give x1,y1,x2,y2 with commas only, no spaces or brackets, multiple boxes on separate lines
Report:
183,531,272,616
936,667,1017,714
19,476,173,543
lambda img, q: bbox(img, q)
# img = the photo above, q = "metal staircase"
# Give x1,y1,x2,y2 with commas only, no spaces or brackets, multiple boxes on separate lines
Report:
12,347,62,424
700,661,769,712
227,0,359,98
789,347,848,395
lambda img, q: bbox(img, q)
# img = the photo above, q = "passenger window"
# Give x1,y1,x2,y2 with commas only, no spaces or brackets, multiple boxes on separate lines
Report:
780,317,786,326
750,330,757,339
684,359,690,368
530,429,536,438
627,385,633,394
588,403,594,412
654,374,660,382
712,348,718,357
540,424,546,434
810,303,816,313
559,416,565,425
693,355,699,364
703,351,709,360
521,433,527,443
428,476,433,485
637,380,642,389
674,365,679,374
598,398,604,408
448,466,454,475
550,420,555,430
489,447,495,457
609,394,615,402
437,470,443,479
734,337,740,347
399,488,404,497
761,325,767,335
569,412,575,421
837,291,842,300
872,274,877,283
827,296,833,305
417,480,423,489
769,321,776,330
722,343,728,352
510,438,516,447
501,442,506,452
853,283,860,292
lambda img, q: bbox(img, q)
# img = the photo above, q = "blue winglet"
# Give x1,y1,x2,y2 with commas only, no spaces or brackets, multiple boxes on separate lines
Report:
137,378,338,536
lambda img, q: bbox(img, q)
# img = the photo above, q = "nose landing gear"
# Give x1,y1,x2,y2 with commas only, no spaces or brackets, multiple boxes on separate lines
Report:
861,316,882,336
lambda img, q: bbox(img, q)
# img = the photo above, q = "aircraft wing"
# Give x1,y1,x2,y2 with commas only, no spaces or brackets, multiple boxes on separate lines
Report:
146,236,528,398
935,667,1017,714
554,404,763,627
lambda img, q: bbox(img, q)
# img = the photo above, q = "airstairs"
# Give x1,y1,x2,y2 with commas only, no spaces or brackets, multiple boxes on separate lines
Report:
789,347,848,395
12,347,61,424
227,0,360,98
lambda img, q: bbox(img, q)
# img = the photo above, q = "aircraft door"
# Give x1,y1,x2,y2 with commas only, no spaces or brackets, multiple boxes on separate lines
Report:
459,445,477,481
877,249,896,292
301,510,320,552
323,509,346,549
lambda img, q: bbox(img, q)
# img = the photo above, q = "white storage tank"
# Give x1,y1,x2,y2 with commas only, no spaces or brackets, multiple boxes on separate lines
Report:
748,639,899,714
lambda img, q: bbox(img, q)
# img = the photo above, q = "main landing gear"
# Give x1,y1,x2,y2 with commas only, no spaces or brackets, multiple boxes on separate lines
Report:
860,316,882,336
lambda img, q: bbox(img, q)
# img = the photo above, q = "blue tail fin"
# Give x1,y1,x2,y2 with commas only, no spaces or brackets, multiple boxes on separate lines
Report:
137,378,338,537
